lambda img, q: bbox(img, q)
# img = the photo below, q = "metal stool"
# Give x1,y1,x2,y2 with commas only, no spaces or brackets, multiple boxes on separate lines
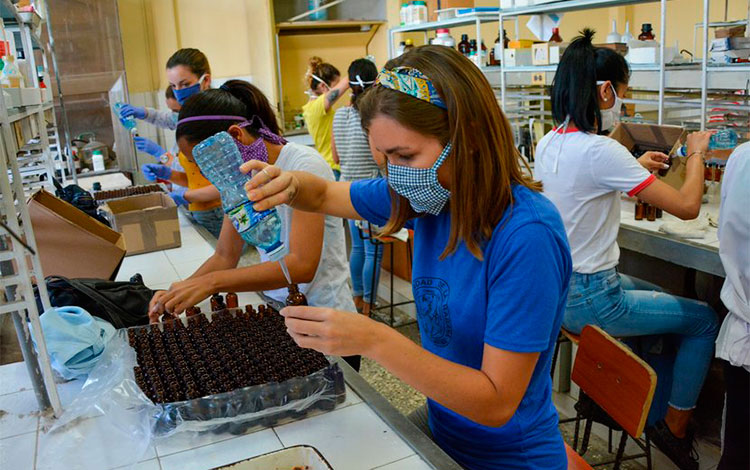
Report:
358,224,415,327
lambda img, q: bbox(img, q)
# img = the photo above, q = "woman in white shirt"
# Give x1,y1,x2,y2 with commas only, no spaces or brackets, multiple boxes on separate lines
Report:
535,29,718,470
715,141,749,470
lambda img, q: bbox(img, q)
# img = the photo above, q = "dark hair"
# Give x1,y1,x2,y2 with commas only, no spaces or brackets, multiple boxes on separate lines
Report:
348,58,378,110
166,48,211,77
551,28,630,133
165,85,175,100
176,80,280,143
306,56,340,90
358,46,540,260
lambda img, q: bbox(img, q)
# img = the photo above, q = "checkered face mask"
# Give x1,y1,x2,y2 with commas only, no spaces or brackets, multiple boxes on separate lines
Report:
387,143,452,215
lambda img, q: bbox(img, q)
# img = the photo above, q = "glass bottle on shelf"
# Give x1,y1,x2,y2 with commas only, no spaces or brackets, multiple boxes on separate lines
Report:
480,40,488,66
549,28,563,43
490,34,500,66
638,23,655,41
634,199,645,220
458,34,472,57
503,29,510,48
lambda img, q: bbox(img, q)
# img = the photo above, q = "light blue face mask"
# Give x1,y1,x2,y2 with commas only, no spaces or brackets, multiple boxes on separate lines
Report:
387,142,452,215
173,74,206,105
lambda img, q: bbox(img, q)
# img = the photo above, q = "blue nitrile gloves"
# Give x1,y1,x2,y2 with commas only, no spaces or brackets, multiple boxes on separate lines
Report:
169,186,189,206
134,136,166,159
118,104,147,120
142,163,172,181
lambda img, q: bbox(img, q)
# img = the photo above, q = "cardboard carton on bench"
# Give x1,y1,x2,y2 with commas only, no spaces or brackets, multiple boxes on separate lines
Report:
27,190,126,280
103,193,181,256
609,122,687,190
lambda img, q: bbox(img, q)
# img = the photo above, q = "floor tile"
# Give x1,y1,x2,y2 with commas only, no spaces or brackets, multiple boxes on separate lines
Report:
116,251,181,287
274,403,413,470
159,429,282,470
0,431,36,470
163,240,215,266
36,415,156,470
0,362,32,396
0,390,41,438
171,258,208,281
373,454,432,470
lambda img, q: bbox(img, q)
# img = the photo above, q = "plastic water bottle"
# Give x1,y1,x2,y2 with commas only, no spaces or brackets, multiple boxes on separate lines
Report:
676,129,738,156
192,131,289,262
112,102,138,134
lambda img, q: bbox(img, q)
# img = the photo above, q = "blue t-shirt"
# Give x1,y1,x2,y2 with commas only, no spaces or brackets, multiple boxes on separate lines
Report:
351,179,571,470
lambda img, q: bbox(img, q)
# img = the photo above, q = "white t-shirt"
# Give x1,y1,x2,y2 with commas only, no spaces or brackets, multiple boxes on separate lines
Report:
535,127,654,274
260,143,356,312
716,142,750,371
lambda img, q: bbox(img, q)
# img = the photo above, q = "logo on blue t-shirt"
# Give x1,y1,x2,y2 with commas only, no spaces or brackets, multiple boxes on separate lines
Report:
414,277,452,347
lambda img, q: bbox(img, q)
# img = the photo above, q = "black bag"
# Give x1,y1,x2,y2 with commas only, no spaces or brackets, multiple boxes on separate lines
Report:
35,275,154,329
52,177,111,227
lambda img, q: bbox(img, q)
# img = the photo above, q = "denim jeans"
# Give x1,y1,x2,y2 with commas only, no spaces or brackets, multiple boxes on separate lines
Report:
348,220,384,304
190,207,224,239
563,268,719,410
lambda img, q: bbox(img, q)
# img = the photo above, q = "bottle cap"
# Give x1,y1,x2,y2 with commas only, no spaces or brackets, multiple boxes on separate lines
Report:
437,28,449,34
405,39,413,45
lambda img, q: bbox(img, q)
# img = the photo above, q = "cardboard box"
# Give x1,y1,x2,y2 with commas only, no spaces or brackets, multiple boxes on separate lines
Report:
711,37,750,52
715,25,746,38
504,48,533,66
103,193,181,256
609,123,687,190
426,1,474,21
549,43,568,64
27,190,126,280
532,43,550,65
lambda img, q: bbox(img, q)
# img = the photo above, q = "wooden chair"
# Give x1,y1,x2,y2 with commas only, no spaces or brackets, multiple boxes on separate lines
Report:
570,325,657,470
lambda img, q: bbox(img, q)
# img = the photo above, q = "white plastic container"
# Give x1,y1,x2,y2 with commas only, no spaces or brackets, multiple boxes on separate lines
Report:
435,29,455,48
399,2,409,26
92,150,106,172
213,445,334,470
406,2,416,25
413,1,428,24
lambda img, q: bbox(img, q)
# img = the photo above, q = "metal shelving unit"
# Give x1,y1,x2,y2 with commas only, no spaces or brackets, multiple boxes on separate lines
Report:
0,0,62,418
495,0,750,132
388,11,501,58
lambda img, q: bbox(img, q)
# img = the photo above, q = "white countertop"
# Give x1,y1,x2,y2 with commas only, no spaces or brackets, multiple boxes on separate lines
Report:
619,197,721,250
0,211,437,470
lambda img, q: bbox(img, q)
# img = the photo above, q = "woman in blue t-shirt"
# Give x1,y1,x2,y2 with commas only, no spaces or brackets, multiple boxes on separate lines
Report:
241,46,572,470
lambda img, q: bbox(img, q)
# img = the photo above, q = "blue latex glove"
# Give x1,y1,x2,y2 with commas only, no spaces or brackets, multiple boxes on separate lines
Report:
141,163,172,181
169,186,189,206
134,136,166,159
118,104,146,120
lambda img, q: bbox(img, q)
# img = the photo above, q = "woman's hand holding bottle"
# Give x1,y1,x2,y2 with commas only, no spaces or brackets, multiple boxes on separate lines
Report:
686,131,712,160
240,160,300,211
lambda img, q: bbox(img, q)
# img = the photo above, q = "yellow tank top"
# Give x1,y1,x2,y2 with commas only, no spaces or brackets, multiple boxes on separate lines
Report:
178,152,222,212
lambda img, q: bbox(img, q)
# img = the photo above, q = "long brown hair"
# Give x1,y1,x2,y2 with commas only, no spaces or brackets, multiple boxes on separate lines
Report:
358,45,540,260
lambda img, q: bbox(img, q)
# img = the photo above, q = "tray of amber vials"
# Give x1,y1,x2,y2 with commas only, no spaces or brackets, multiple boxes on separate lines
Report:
126,300,346,436
93,184,167,202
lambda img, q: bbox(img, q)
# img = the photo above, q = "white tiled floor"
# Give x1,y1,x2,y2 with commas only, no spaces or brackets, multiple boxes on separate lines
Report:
0,389,40,439
0,431,36,470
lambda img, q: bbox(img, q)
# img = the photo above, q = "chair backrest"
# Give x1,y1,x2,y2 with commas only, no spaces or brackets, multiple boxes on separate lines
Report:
571,325,657,438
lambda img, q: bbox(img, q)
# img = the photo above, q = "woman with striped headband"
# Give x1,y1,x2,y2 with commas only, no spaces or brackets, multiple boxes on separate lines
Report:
242,46,570,469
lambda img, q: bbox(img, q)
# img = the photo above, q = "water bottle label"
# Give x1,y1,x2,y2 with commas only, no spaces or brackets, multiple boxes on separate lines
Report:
227,201,254,234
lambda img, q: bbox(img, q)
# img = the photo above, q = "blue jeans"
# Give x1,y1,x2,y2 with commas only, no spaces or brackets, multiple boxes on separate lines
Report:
190,207,224,239
348,220,384,304
564,268,719,410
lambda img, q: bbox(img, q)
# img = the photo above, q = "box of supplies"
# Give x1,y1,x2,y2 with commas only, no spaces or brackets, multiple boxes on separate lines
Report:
532,43,550,65
28,190,126,280
504,48,533,67
549,43,568,64
609,123,687,190
102,193,181,256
